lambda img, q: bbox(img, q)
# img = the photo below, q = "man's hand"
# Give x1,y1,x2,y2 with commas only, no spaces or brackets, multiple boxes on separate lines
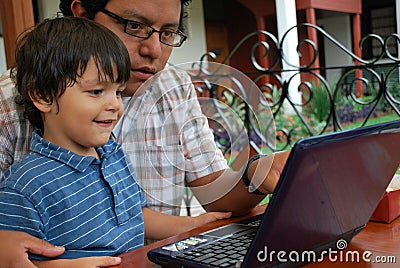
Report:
255,150,291,194
0,230,65,268
188,150,291,216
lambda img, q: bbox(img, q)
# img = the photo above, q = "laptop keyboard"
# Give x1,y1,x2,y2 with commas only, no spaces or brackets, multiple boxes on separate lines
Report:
175,228,257,267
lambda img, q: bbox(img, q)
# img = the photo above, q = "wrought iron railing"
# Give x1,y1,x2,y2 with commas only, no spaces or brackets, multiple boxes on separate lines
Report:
180,23,400,215
186,23,400,155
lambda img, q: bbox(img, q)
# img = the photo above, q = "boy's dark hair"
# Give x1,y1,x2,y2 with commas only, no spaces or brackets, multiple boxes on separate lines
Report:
10,16,131,130
59,0,192,33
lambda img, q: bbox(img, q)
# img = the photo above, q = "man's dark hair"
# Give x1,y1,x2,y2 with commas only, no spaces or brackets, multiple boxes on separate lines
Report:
10,16,131,129
59,0,192,33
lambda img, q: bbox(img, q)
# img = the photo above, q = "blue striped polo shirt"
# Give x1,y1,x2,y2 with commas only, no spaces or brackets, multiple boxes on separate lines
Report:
0,131,146,259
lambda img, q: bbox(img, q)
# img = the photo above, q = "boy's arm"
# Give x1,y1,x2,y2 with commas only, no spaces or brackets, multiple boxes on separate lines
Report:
32,256,121,268
142,207,231,240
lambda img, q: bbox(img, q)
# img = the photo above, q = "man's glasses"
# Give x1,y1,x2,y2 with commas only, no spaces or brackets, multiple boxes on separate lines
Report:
100,9,187,47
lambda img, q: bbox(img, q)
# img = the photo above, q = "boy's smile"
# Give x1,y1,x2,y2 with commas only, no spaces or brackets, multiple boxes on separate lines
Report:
94,119,118,128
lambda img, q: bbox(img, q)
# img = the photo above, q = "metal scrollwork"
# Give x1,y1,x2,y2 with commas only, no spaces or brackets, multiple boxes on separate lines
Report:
185,23,400,155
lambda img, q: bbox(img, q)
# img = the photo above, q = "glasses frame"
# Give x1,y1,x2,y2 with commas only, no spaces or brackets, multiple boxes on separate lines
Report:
100,8,187,47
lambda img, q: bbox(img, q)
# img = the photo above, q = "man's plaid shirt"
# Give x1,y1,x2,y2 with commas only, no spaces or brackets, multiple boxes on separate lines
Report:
114,67,228,215
0,70,34,177
0,68,228,215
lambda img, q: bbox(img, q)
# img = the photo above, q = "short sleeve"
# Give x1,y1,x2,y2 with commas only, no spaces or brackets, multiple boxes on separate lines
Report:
0,186,44,238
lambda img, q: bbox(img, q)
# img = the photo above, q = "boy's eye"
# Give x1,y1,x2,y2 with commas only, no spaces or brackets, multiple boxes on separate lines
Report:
89,89,102,95
116,90,124,96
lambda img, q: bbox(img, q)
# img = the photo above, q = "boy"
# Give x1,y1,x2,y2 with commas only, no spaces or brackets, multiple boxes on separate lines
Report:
0,17,230,267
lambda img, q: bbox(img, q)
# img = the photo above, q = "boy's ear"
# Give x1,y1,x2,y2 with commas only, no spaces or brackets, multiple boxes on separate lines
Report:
71,0,87,17
29,93,53,113
32,100,53,113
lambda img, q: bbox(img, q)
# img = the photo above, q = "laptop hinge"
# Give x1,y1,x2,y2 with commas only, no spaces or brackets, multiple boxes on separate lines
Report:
354,224,366,233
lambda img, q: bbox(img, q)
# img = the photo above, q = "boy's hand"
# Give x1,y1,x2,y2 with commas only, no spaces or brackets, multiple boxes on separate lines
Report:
0,230,65,268
143,208,232,240
32,256,121,268
191,211,232,228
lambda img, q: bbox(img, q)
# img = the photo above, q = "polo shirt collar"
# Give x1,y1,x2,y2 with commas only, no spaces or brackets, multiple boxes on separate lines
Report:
30,130,118,172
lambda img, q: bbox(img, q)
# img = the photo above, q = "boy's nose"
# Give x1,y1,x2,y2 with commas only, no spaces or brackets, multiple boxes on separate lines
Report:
106,95,123,111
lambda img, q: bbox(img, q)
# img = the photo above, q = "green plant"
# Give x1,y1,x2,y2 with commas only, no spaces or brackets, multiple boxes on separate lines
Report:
303,80,332,123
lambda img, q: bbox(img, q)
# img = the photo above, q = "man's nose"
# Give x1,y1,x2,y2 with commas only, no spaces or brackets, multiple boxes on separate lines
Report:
139,32,163,59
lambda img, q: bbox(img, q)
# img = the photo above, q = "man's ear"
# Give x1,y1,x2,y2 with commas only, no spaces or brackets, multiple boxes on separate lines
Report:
71,0,87,17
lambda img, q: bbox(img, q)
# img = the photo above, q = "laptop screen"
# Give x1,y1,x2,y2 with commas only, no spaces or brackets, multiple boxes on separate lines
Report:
148,120,400,268
244,121,400,267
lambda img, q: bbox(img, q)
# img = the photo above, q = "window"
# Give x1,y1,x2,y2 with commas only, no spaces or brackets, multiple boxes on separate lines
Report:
370,6,397,57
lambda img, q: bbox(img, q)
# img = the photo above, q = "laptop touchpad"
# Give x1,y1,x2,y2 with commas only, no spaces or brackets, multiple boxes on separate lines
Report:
203,223,255,238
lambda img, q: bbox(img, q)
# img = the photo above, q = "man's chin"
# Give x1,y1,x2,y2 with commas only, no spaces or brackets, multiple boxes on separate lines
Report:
125,81,143,97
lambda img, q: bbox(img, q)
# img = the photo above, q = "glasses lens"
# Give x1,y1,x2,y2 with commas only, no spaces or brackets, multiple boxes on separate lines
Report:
126,21,150,38
125,20,185,47
160,32,184,46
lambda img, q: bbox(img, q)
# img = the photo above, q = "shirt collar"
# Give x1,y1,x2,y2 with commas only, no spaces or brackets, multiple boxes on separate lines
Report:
30,130,119,172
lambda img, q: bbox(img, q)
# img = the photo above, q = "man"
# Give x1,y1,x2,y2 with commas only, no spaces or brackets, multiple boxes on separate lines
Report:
0,0,289,267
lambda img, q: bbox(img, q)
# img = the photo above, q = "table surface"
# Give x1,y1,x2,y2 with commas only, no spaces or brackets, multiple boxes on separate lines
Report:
111,205,400,268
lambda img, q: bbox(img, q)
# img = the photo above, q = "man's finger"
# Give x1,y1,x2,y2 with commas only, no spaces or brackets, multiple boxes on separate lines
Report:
1,230,65,257
4,257,38,268
23,233,65,257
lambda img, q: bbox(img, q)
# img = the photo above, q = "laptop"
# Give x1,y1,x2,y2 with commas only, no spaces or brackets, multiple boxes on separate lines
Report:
147,120,400,267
